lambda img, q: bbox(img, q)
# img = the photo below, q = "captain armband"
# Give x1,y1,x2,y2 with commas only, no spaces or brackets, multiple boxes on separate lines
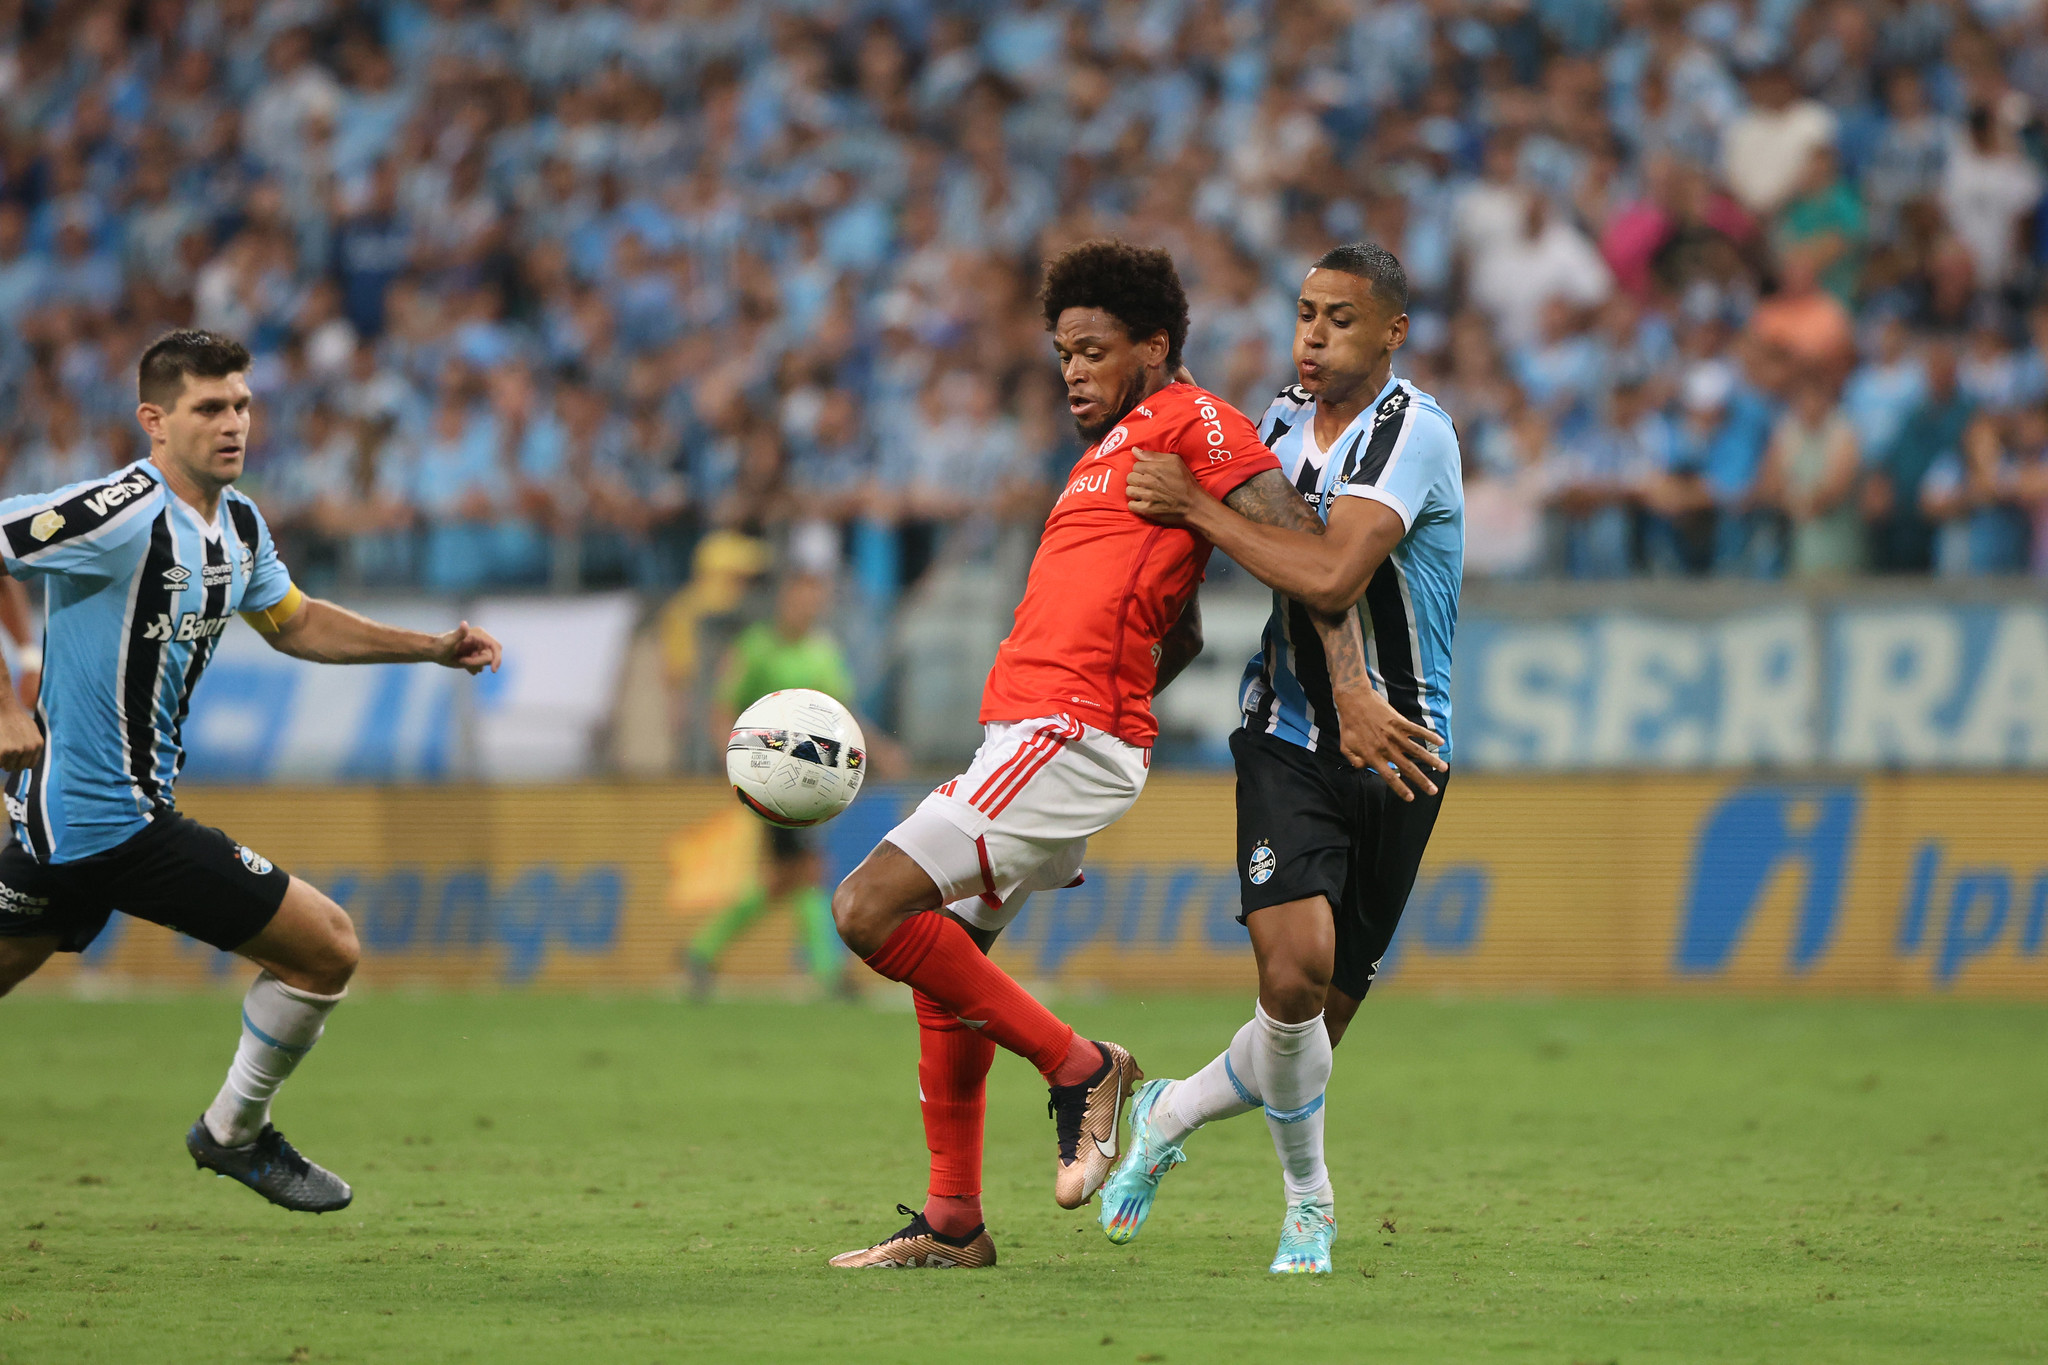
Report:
240,584,307,635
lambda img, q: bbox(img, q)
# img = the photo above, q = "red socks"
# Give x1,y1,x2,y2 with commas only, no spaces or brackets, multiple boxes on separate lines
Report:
915,990,994,1220
865,912,1076,1077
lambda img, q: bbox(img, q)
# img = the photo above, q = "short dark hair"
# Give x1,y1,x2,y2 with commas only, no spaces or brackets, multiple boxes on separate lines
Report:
1040,239,1190,371
138,329,251,408
1311,242,1409,315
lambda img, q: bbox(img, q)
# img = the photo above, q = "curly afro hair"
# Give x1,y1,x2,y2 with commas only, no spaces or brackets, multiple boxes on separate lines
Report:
1040,239,1189,372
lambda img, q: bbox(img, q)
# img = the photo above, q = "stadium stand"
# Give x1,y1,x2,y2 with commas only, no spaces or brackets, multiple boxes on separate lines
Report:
3,0,2048,607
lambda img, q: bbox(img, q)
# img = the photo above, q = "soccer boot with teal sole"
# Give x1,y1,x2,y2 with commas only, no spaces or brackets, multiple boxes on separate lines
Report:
1098,1078,1186,1244
1269,1196,1336,1273
829,1204,996,1269
186,1119,353,1213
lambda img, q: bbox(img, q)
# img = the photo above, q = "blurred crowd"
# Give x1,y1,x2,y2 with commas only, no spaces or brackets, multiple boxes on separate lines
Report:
5,0,2048,594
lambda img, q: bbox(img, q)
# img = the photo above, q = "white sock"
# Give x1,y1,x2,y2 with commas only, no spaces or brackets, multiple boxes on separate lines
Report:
203,971,345,1147
1156,1015,1263,1146
1255,1003,1335,1207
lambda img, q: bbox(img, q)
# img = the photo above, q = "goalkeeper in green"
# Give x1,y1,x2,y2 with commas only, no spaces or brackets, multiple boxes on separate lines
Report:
690,572,860,997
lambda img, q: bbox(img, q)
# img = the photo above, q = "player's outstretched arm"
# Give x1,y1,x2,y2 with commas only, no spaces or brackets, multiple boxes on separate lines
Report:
1130,455,1390,616
249,593,503,674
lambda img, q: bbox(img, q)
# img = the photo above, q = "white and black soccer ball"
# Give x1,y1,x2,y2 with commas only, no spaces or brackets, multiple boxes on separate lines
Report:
726,689,867,827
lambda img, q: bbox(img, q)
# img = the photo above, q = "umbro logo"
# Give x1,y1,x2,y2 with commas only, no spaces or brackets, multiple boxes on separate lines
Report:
162,565,191,588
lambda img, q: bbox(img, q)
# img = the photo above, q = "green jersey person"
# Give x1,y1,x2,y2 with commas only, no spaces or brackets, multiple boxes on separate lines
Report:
689,572,859,998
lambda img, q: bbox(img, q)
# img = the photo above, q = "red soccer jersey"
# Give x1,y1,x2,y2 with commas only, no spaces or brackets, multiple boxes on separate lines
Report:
980,383,1281,746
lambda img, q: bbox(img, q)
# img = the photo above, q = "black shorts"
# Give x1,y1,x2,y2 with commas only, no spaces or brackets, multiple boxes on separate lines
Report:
1231,727,1449,1001
0,811,292,954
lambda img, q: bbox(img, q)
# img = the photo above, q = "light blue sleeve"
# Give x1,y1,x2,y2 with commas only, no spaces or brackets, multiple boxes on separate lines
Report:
1335,405,1459,530
0,467,162,581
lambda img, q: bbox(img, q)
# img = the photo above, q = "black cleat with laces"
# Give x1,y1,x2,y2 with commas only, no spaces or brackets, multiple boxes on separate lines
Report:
186,1118,353,1213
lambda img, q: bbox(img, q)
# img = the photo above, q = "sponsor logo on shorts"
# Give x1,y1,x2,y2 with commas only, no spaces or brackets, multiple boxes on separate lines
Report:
237,845,274,877
4,794,24,824
0,881,50,917
1248,842,1276,886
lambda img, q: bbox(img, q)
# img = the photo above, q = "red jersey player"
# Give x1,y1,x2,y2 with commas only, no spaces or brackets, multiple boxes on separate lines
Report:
827,240,1372,1270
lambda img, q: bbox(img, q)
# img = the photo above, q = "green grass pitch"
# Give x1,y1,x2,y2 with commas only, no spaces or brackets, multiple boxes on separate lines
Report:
1,992,2044,1363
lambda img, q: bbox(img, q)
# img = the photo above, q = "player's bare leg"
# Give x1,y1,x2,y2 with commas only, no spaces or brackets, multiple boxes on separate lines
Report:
0,935,59,997
832,841,1141,1214
187,876,360,1213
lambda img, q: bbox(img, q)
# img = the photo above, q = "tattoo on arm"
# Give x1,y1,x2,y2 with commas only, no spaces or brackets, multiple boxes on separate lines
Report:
1217,471,1367,692
1310,607,1371,697
1222,469,1325,534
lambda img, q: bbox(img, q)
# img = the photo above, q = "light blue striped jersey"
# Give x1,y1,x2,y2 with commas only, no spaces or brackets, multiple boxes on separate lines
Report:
1238,376,1465,760
0,460,294,861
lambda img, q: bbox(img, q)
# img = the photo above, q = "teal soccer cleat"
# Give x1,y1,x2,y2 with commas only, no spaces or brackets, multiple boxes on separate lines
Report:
1097,1078,1186,1244
1269,1196,1336,1273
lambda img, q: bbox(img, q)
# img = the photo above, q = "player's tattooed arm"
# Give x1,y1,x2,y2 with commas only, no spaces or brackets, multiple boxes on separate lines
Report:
1153,596,1203,696
1220,469,1325,535
1128,451,1401,615
1133,459,1444,795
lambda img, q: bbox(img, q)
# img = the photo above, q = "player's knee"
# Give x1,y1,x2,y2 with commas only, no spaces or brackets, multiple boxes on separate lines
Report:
295,896,360,995
830,877,881,956
325,914,361,988
1260,961,1333,1025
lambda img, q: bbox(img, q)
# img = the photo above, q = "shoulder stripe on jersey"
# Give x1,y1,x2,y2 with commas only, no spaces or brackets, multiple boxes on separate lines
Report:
1262,384,1312,447
1,465,159,563
1339,384,1415,489
120,512,178,812
224,494,260,554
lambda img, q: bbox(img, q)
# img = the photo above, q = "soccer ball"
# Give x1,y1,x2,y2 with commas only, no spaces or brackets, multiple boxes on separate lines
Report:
726,689,867,827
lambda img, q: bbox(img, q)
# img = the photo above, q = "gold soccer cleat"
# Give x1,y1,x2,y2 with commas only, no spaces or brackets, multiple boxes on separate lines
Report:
1050,1040,1143,1210
828,1205,997,1269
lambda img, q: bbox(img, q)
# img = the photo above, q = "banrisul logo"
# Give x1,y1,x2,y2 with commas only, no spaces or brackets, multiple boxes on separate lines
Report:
1673,785,1860,974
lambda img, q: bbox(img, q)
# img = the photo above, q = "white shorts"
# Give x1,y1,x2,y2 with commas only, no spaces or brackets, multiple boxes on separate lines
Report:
885,714,1151,934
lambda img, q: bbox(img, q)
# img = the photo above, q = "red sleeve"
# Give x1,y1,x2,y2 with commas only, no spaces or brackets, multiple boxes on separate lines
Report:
1171,390,1282,500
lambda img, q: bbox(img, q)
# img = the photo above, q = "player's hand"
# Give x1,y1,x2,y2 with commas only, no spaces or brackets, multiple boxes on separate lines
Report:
1332,684,1445,801
432,622,503,675
0,695,43,772
1124,449,1204,525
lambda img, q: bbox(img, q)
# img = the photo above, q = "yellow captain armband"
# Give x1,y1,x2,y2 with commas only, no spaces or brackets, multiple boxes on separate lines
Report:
240,584,307,635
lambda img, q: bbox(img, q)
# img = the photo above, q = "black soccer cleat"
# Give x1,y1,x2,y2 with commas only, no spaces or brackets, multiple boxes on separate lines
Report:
186,1118,353,1213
